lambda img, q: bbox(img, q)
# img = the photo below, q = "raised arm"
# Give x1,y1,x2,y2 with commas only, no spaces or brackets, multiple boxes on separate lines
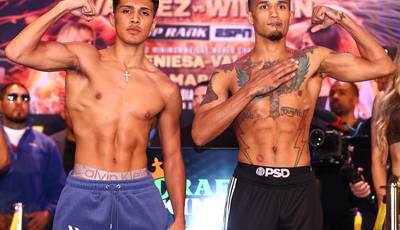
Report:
0,127,10,172
5,0,96,71
371,96,387,204
158,85,186,229
312,6,397,81
192,59,298,146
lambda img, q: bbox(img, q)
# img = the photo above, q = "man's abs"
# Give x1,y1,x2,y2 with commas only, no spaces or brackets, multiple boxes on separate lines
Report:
65,85,162,172
72,124,151,172
235,115,312,167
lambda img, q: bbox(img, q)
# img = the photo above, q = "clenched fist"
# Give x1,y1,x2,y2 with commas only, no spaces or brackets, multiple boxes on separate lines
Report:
61,0,96,21
311,6,346,32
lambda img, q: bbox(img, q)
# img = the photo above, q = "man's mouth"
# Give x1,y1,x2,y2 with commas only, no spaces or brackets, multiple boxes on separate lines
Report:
13,108,24,113
330,102,341,110
127,27,141,34
268,22,282,27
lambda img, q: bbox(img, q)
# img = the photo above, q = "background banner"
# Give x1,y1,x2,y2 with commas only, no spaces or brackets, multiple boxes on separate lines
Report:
0,0,399,131
0,1,399,228
147,147,238,230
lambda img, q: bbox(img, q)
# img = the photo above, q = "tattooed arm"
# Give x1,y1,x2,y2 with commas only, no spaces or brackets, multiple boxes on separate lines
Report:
192,59,298,146
311,6,396,81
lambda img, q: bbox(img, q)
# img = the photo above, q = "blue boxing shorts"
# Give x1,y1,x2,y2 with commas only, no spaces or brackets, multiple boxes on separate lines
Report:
53,167,170,230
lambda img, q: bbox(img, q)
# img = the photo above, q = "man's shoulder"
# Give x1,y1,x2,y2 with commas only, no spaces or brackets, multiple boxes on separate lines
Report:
30,129,58,149
66,42,99,56
217,52,252,74
159,78,180,99
293,46,334,76
67,43,101,70
30,129,51,140
146,64,179,92
297,46,332,57
67,42,97,51
135,64,180,108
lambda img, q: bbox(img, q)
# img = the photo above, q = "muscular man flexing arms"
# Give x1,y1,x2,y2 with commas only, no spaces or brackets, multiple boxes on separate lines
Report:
5,0,185,229
192,1,396,229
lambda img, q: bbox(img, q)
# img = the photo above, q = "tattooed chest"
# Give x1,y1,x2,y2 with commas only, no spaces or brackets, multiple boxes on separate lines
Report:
235,53,310,120
237,104,306,123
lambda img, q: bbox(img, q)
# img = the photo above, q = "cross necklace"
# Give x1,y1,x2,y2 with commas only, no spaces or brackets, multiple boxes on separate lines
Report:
111,52,130,83
123,68,130,83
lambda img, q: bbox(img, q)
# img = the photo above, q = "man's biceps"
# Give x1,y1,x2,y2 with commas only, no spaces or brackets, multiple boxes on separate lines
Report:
42,45,79,68
323,52,358,68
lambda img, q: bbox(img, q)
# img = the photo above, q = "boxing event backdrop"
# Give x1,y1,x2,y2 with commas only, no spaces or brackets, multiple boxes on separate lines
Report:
147,147,239,230
0,0,399,123
0,1,399,229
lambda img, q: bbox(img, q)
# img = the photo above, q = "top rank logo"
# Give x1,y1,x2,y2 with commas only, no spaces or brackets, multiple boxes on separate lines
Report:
151,25,210,40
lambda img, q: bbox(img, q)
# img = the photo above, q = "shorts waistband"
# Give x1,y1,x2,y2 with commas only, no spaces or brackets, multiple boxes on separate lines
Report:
66,170,155,191
233,162,314,186
73,164,148,181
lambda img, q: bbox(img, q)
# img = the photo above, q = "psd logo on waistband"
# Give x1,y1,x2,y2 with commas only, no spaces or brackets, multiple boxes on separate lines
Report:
256,167,290,178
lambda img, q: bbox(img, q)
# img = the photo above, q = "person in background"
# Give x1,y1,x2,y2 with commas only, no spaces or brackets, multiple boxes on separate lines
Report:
318,81,376,230
372,61,400,228
153,81,237,148
0,82,65,230
5,0,186,228
151,81,238,148
192,81,209,114
186,81,238,148
192,0,396,229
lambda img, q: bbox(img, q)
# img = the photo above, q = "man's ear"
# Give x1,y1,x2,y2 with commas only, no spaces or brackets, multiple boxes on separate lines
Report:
109,12,115,27
354,97,359,107
289,10,294,24
248,11,254,25
149,17,157,37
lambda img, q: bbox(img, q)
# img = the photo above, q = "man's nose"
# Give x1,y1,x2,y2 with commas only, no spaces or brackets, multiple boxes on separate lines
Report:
331,92,340,99
130,12,140,24
14,97,24,104
269,6,279,17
